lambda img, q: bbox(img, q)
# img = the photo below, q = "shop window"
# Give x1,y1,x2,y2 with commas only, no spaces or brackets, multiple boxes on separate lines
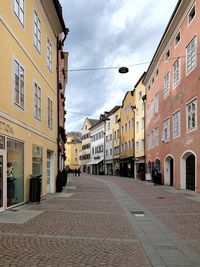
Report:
32,145,42,176
0,136,5,149
7,138,24,207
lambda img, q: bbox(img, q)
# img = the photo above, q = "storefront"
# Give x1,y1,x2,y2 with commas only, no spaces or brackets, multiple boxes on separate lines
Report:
0,117,57,212
120,157,134,178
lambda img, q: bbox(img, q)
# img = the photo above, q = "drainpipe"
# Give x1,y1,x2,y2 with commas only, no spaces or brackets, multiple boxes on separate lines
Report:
56,37,60,172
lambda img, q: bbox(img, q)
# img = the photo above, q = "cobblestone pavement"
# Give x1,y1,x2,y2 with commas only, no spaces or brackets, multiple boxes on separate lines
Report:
0,174,200,266
0,175,151,267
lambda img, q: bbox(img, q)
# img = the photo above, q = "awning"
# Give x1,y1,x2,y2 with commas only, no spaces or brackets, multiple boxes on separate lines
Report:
86,159,103,165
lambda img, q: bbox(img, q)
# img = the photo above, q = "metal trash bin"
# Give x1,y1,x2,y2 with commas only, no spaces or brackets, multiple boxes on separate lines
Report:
29,175,42,203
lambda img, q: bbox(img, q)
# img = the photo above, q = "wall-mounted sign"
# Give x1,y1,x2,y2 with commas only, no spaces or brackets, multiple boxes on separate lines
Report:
0,121,14,134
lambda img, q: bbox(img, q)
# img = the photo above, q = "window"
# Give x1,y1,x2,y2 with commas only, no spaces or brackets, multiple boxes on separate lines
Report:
7,138,24,206
187,99,197,132
164,72,170,99
115,115,118,123
136,122,139,133
186,37,197,74
47,97,52,129
166,49,170,59
128,140,131,149
14,60,24,109
121,126,124,134
154,128,159,147
173,58,180,87
34,82,41,121
150,130,154,148
128,120,131,130
75,157,78,162
147,134,151,150
34,11,41,52
152,78,154,85
189,5,195,24
110,134,112,141
32,145,42,176
125,142,127,151
156,69,159,77
139,91,142,100
110,149,112,156
106,150,108,156
154,93,159,114
14,0,24,25
75,148,78,153
141,139,144,151
47,38,52,71
163,118,170,141
136,142,139,153
175,32,180,46
142,102,144,111
141,117,144,129
125,123,127,132
173,111,180,138
121,144,124,152
107,121,110,130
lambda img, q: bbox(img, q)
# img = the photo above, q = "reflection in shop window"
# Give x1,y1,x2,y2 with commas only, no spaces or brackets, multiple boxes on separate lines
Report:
7,138,24,207
32,145,42,176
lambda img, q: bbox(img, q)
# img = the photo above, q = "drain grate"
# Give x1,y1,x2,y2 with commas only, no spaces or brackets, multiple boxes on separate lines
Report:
130,210,145,216
156,196,166,199
9,209,18,212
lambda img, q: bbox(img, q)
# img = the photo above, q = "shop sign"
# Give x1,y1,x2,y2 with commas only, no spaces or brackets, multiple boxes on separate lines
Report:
0,121,14,134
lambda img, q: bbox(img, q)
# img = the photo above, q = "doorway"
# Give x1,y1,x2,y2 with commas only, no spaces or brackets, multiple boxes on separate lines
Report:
47,150,54,193
0,151,6,212
164,155,174,186
186,154,195,191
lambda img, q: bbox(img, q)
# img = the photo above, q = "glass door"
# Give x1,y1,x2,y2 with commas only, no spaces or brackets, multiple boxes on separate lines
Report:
0,151,6,211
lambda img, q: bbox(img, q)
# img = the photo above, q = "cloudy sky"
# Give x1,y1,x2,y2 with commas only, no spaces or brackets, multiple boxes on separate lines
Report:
60,0,178,132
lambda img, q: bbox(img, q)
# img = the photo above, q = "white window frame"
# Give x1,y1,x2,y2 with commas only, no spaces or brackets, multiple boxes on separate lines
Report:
164,72,170,99
173,58,180,88
136,142,139,153
136,121,139,133
188,4,196,25
14,0,24,25
154,93,159,114
154,127,159,147
14,59,24,109
174,31,181,47
47,97,53,129
187,99,197,133
163,118,170,141
141,117,144,129
47,38,52,71
173,110,180,138
34,82,41,121
34,11,41,53
186,37,197,75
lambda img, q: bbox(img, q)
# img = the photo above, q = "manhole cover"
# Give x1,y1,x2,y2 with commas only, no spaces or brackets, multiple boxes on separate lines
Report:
156,196,166,199
130,210,145,216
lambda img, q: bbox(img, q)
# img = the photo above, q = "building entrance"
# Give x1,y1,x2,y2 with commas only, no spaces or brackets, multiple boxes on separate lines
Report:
186,154,195,191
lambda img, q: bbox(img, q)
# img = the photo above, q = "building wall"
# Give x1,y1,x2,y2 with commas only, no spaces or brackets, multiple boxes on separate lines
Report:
0,0,65,210
80,118,92,171
120,91,135,159
90,123,104,174
112,107,121,176
144,0,200,192
65,138,81,170
134,80,145,159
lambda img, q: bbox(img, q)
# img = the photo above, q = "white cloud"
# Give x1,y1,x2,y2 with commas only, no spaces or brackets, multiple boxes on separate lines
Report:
60,0,178,132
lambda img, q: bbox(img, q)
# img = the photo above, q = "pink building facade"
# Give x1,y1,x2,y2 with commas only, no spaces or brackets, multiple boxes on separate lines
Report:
143,0,200,192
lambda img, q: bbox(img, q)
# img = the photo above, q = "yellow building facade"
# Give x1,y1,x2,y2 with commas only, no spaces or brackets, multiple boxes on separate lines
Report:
120,91,135,177
134,73,146,179
112,107,121,176
0,0,66,211
65,133,82,171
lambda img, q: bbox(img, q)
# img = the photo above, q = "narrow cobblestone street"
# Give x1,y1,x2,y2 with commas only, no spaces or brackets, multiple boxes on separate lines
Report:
0,174,200,266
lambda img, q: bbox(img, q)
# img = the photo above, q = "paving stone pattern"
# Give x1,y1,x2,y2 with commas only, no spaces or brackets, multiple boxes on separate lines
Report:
0,175,151,267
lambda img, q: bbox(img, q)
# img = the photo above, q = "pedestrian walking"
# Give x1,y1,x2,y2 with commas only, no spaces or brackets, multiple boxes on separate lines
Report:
152,167,158,186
